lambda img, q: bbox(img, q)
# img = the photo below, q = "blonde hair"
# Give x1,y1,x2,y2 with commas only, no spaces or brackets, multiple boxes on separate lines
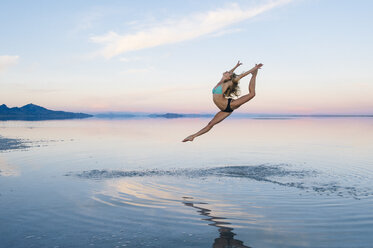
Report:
224,73,241,98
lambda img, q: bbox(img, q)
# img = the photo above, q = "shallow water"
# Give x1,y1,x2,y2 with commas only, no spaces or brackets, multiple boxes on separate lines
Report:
0,117,372,247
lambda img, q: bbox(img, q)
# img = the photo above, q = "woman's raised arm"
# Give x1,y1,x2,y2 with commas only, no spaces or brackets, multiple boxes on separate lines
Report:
229,60,242,74
234,63,263,82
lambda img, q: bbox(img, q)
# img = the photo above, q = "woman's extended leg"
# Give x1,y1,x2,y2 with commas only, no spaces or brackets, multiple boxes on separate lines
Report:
182,111,232,142
231,69,258,110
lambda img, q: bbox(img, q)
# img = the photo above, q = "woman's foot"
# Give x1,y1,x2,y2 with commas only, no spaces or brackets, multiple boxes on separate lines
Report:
251,64,262,75
253,63,263,73
182,135,195,142
255,63,263,69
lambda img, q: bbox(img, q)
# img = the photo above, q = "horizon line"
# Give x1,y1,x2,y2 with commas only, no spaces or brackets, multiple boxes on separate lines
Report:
2,104,372,116
91,112,373,117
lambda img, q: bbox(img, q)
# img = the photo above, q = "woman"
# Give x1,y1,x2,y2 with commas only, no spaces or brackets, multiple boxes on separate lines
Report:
182,61,263,142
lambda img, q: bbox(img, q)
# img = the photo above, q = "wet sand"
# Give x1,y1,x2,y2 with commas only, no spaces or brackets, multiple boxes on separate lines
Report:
0,136,29,151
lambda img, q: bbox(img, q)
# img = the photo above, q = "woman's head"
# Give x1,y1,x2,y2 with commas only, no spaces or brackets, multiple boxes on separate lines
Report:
224,73,241,98
222,71,233,81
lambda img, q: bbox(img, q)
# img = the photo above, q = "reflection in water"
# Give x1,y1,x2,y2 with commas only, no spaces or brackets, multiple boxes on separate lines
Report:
92,179,256,246
182,197,251,248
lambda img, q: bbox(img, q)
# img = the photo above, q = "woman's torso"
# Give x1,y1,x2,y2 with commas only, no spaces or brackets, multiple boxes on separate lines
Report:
212,81,231,110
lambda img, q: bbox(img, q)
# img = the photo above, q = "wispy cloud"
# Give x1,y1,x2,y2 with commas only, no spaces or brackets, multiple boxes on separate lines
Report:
0,55,19,72
91,0,293,58
209,27,243,37
118,56,144,62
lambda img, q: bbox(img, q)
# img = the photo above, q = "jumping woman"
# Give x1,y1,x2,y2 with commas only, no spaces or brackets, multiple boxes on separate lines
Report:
182,61,263,142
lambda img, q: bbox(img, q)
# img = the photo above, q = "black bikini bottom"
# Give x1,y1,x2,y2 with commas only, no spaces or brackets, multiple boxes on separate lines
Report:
223,98,233,113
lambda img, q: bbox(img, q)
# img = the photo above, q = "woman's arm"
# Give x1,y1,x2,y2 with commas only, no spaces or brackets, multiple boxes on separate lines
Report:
229,61,242,74
234,63,263,82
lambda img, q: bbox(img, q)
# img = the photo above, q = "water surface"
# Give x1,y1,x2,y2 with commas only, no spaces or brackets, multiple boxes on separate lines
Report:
0,117,372,247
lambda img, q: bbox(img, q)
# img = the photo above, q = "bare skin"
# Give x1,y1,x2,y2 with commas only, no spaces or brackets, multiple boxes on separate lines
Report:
182,62,263,142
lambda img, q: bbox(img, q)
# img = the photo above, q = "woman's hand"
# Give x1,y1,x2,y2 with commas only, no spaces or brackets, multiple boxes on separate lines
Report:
229,60,243,73
236,61,243,67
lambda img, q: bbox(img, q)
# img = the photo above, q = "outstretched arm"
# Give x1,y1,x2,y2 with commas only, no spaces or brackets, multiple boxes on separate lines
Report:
229,61,242,74
182,111,232,142
234,63,263,82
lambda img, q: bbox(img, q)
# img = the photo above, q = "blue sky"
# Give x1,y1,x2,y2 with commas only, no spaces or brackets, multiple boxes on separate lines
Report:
0,0,372,114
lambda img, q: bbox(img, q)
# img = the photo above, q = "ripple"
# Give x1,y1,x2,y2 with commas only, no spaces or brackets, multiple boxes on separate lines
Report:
66,164,373,199
68,164,315,180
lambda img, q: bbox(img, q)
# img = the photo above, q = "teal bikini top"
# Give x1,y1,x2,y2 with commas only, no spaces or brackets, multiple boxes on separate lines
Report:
212,84,223,94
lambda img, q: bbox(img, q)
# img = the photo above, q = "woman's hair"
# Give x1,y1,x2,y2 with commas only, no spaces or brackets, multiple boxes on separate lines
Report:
224,73,241,98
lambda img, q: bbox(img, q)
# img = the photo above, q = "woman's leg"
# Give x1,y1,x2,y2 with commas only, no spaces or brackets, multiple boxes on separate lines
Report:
231,70,257,110
182,111,232,142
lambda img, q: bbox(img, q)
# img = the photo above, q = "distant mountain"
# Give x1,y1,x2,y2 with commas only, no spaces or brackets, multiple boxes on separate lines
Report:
95,113,136,118
148,113,214,119
148,113,185,118
0,104,93,120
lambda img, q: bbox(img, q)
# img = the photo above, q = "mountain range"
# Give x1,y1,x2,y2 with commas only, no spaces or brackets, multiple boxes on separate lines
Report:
0,104,92,120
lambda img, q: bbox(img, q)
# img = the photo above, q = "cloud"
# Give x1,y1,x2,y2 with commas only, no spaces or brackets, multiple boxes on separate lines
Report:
0,55,19,72
118,56,144,62
209,27,243,37
91,0,293,58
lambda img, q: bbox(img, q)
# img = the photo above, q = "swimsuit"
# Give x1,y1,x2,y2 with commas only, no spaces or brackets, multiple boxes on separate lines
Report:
212,84,223,94
212,85,234,113
223,98,233,113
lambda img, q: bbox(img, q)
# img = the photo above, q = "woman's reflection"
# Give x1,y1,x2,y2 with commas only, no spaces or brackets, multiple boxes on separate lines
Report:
182,197,251,248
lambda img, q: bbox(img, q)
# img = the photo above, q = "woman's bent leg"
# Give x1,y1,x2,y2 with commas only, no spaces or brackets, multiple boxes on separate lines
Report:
231,71,257,110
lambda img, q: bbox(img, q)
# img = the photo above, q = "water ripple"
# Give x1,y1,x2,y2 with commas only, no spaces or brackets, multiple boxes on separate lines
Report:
66,164,373,199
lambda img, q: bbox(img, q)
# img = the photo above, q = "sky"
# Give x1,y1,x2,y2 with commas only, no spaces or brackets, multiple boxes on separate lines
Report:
0,0,372,114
